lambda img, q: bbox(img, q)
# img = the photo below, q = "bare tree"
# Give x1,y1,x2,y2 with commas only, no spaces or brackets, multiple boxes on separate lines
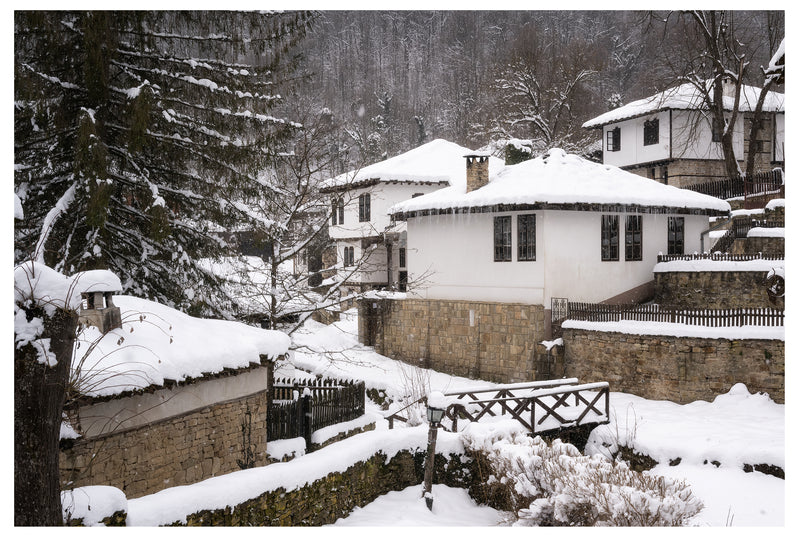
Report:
655,10,784,181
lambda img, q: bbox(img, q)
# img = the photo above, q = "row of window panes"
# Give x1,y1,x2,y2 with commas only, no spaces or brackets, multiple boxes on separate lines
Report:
331,194,372,225
492,214,683,262
493,214,536,262
343,246,355,267
601,215,684,260
606,118,659,152
608,114,769,151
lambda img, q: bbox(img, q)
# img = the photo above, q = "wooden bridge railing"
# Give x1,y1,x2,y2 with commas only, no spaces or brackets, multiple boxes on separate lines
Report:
387,379,610,435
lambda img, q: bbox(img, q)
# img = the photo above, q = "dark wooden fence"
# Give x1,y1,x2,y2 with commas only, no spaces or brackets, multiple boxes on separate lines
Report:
682,169,783,201
268,378,366,443
565,302,783,327
657,252,784,262
711,217,784,254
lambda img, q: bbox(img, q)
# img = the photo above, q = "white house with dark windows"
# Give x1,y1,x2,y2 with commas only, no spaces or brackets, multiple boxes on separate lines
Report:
582,80,784,188
389,148,730,333
320,138,503,293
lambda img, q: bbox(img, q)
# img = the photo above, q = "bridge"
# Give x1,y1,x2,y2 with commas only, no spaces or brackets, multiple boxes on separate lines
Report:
387,378,610,435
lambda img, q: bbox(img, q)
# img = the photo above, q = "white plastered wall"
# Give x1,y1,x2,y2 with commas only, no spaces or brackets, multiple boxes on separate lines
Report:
407,209,710,305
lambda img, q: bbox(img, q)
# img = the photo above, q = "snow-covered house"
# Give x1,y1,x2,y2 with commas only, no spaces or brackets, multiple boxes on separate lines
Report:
320,139,503,294
389,148,730,336
582,81,785,188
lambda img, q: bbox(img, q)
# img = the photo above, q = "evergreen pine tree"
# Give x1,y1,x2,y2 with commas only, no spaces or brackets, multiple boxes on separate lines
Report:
15,11,311,315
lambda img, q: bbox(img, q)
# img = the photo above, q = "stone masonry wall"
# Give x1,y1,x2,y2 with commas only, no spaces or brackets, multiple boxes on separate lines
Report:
61,389,269,499
177,450,473,526
654,271,778,310
359,298,547,383
744,236,785,256
563,328,784,404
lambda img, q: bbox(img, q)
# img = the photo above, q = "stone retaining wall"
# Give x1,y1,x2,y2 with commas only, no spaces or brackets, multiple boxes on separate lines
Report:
744,236,784,256
562,328,784,404
61,389,270,499
654,270,777,309
359,298,547,383
177,450,473,526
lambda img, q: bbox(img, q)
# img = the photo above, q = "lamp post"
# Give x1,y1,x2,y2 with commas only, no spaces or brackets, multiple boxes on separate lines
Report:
423,391,446,511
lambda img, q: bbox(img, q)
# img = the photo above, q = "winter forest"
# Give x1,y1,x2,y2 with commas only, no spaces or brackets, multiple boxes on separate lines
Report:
14,10,785,528
15,10,784,326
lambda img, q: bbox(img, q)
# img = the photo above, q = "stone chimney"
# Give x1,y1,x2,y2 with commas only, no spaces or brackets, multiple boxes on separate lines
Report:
464,153,490,192
79,291,122,333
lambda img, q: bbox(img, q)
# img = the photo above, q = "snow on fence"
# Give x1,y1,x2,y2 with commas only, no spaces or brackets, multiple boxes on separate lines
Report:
657,252,784,263
565,302,783,328
387,379,610,435
710,217,784,254
268,378,365,443
682,169,783,201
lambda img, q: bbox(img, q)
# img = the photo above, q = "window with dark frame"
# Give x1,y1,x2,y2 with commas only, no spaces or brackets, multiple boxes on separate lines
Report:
337,199,344,225
644,118,659,146
517,214,536,261
399,247,406,268
398,270,408,292
606,127,621,152
668,217,684,255
343,246,355,267
601,215,619,261
358,193,371,222
494,216,512,262
625,215,643,261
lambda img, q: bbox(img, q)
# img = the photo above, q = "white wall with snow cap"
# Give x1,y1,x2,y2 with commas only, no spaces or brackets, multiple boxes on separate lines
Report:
602,110,671,168
407,208,709,306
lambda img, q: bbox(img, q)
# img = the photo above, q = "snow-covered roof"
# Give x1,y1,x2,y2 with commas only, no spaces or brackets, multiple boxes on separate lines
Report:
73,295,291,398
765,38,785,83
583,81,785,129
14,261,123,313
390,148,730,217
321,138,504,191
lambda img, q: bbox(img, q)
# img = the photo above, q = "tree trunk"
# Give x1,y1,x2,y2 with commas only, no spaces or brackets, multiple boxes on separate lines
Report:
14,307,76,526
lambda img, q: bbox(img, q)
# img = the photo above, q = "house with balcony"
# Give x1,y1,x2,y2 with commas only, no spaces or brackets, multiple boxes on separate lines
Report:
582,80,784,190
320,138,503,294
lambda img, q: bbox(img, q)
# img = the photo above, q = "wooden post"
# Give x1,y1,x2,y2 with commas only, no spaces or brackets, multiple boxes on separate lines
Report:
423,421,438,511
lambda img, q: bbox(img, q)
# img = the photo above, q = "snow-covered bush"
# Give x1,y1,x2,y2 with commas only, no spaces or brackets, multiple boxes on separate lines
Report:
462,427,703,526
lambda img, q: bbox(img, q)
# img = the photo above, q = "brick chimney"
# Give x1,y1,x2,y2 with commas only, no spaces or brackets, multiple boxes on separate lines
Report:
464,153,490,192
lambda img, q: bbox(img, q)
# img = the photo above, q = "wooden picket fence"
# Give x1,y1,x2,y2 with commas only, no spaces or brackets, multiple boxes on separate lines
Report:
268,377,365,442
682,169,783,201
565,302,783,327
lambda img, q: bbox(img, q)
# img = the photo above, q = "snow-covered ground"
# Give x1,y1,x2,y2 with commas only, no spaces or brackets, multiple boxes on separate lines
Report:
67,309,786,527
291,310,786,527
